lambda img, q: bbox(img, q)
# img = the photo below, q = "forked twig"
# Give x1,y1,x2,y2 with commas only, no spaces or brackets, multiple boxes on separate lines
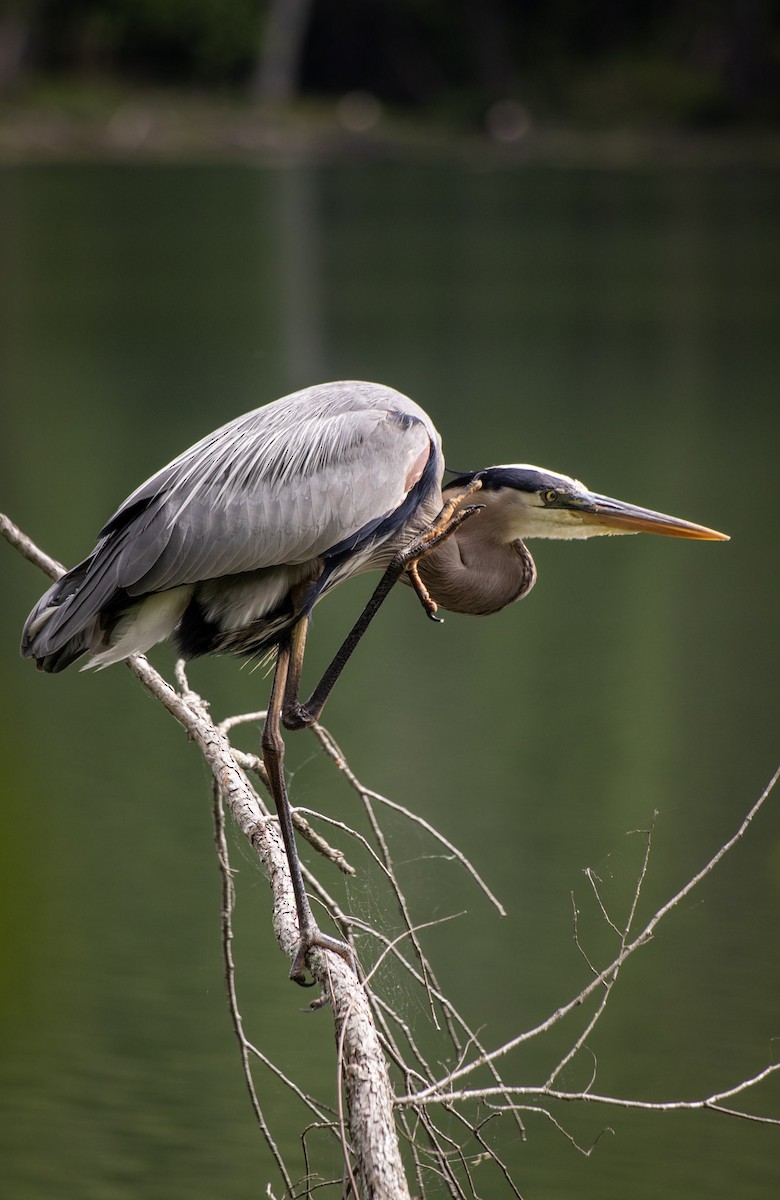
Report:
312,723,507,917
401,767,780,1110
210,779,295,1191
548,816,658,1088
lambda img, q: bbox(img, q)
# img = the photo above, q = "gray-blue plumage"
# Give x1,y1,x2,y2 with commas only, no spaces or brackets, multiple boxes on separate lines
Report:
22,381,443,672
21,378,727,677
20,378,728,984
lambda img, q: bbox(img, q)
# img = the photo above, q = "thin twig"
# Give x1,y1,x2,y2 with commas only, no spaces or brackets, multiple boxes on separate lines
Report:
0,513,63,580
406,767,780,1104
210,779,294,1193
311,724,452,1035
549,817,658,1089
312,723,506,916
312,721,527,1145
400,1061,780,1125
583,869,622,936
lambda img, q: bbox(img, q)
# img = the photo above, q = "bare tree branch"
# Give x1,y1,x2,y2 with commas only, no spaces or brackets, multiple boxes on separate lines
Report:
312,723,507,917
404,764,779,1106
4,512,410,1200
6,509,778,1197
210,777,294,1191
409,1058,780,1125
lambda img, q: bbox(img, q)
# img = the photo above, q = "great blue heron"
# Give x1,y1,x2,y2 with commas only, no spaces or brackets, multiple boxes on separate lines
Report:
21,380,728,983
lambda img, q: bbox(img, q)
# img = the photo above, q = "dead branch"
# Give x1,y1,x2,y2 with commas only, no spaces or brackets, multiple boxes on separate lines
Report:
3,512,410,1200
401,1059,780,1125
404,764,779,1109
6,508,778,1198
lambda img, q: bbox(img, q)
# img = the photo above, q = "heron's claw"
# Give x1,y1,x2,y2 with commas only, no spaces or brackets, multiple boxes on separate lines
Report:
411,500,485,562
406,560,441,620
289,926,356,987
401,484,485,621
424,479,484,546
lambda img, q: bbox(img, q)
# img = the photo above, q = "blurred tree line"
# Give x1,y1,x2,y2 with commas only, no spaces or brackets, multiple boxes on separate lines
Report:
0,0,777,126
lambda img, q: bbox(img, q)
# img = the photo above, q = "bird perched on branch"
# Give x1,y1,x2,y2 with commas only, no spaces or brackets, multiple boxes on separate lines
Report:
21,380,728,983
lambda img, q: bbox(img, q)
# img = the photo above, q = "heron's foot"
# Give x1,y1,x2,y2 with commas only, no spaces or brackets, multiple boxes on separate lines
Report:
399,480,484,618
427,478,484,541
289,924,356,987
402,480,484,566
407,560,442,621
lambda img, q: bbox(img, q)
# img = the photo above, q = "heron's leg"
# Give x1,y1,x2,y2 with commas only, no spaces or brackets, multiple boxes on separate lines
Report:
262,639,354,985
282,486,484,732
281,571,398,730
283,610,310,727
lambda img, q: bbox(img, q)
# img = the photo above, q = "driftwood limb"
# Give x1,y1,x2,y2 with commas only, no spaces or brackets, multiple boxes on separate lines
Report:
2,511,411,1200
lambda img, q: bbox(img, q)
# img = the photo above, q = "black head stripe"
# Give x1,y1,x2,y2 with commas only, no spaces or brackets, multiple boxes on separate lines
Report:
446,466,564,494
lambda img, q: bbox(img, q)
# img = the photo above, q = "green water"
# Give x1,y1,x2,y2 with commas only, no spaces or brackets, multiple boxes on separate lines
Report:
1,160,778,1198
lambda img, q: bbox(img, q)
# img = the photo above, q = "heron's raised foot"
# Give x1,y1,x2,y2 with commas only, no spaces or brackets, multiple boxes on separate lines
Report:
289,924,356,987
407,561,443,621
400,479,485,619
425,477,484,544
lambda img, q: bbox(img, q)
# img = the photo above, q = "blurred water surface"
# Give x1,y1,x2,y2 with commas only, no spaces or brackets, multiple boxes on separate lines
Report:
1,160,778,1198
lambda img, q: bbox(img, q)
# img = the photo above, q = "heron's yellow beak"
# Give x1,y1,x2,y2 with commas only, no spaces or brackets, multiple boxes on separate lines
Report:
579,495,729,541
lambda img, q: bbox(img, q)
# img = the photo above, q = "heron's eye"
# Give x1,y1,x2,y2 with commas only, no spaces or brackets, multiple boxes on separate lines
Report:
543,488,559,505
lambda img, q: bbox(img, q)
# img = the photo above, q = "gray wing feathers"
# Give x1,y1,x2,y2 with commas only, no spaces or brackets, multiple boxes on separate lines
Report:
122,391,434,593
23,382,440,663
21,522,161,657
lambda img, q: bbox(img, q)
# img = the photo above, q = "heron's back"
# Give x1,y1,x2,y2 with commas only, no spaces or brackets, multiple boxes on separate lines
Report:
21,381,444,671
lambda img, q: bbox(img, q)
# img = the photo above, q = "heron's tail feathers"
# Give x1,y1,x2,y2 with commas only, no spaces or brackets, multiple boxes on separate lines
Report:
21,557,98,672
80,587,193,671
21,546,193,673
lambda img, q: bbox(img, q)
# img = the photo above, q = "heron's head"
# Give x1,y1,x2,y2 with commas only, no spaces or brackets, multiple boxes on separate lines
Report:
445,466,729,542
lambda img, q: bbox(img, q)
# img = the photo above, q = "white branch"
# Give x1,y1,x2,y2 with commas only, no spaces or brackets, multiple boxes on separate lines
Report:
403,765,779,1106
3,512,411,1200
401,1059,780,1125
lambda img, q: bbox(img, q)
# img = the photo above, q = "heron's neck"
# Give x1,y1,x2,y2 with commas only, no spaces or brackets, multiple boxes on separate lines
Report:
416,505,537,616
